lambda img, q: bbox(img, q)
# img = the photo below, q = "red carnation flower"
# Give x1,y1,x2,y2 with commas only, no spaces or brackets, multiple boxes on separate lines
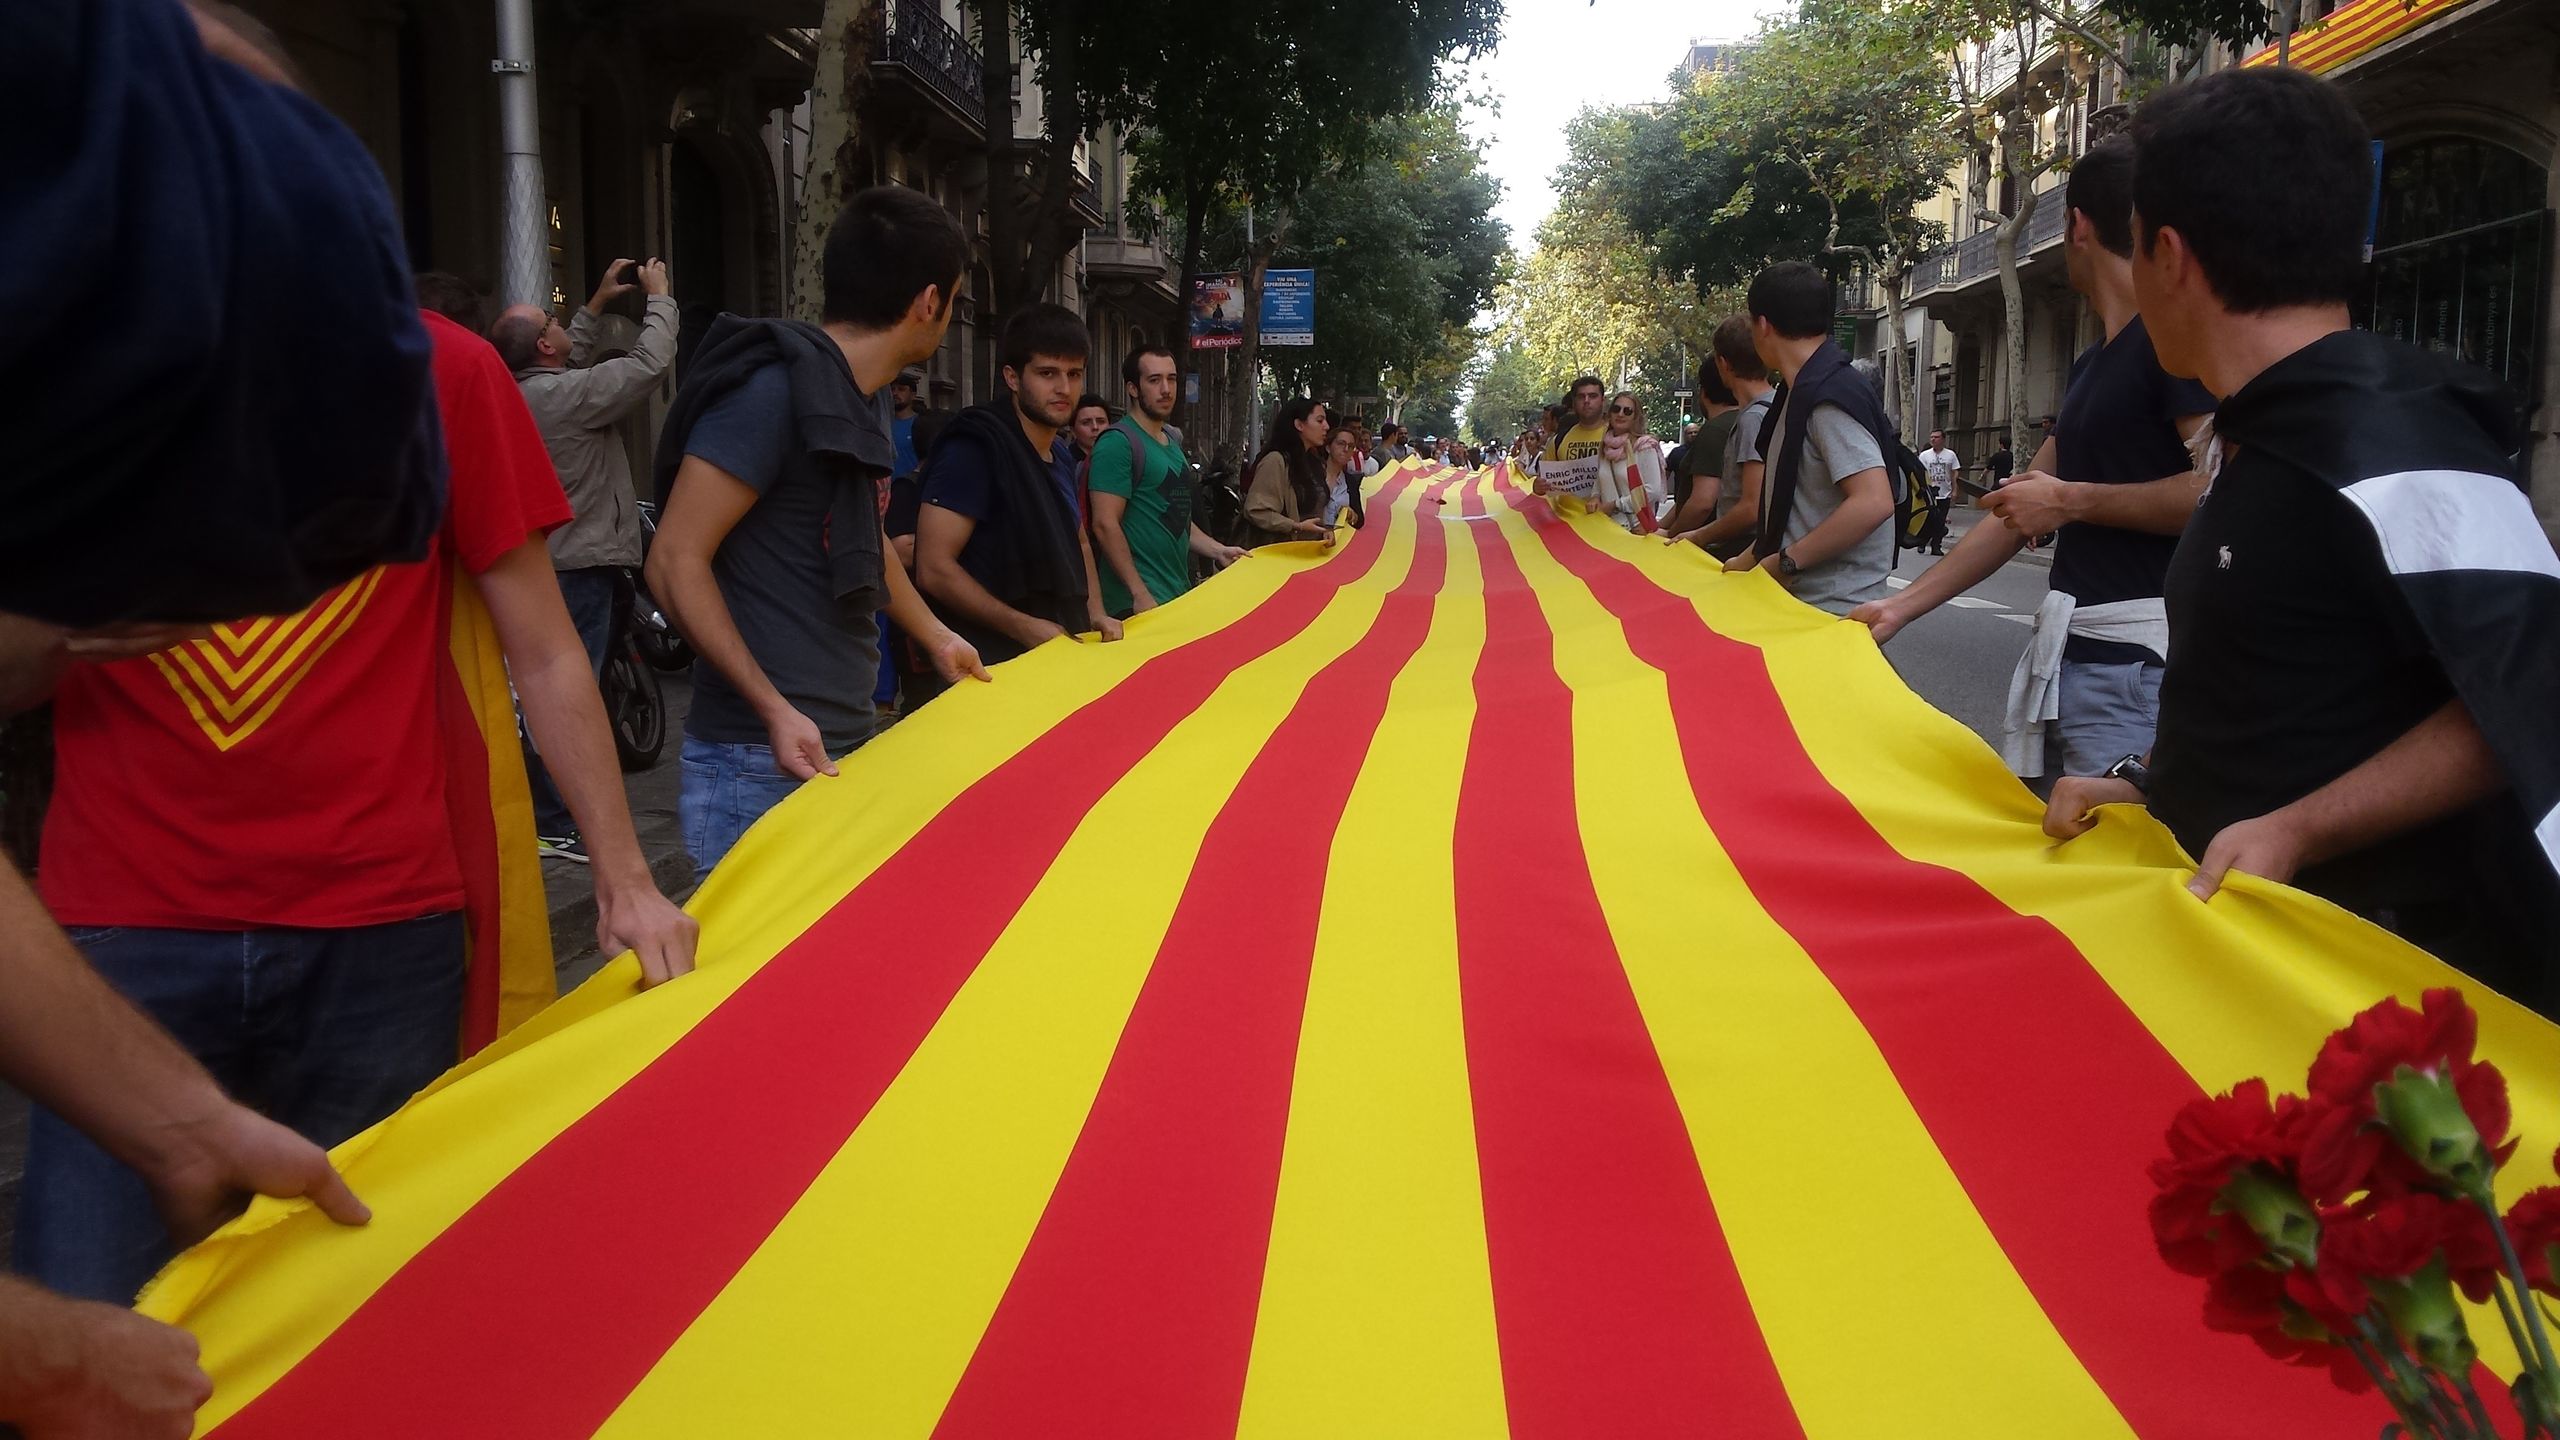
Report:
2153,1180,2265,1277
2151,1079,2314,1191
2298,990,2514,1201
2204,1266,2371,1394
2150,1080,2318,1274
2308,989,2481,1107
2508,1187,2560,1300
2315,1193,2502,1315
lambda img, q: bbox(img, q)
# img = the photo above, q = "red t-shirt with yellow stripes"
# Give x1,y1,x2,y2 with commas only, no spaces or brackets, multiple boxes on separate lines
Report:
40,311,571,931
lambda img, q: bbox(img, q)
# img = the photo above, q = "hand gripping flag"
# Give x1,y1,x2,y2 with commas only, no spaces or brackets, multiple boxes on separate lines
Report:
143,463,2559,1438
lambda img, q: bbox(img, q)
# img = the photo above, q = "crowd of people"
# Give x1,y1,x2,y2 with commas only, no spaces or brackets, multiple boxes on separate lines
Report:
1,3,2556,1433
1525,70,2559,1015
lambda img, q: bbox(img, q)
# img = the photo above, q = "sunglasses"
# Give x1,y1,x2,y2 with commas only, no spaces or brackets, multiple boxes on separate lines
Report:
1608,404,1635,416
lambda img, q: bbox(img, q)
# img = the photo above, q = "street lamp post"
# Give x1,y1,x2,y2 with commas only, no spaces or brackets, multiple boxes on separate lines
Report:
492,0,550,307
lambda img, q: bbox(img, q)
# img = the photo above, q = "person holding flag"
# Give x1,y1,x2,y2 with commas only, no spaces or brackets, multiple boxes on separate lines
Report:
2045,67,2559,1010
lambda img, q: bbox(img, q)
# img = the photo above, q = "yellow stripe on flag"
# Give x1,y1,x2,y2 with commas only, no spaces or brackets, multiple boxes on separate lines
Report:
142,538,1317,1431
1236,509,1511,1440
594,504,1422,1438
1500,505,2134,1438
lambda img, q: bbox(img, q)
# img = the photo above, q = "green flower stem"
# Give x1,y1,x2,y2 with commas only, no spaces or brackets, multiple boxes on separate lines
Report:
2496,1283,2547,1394
2456,1375,2501,1439
2480,1195,2560,1384
2364,1316,2465,1438
2351,1336,2448,1438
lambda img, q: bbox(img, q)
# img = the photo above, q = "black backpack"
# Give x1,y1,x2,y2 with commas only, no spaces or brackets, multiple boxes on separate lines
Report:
1888,438,1933,550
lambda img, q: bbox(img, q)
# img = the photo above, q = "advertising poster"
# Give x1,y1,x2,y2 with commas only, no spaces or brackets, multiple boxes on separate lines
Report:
1190,273,1244,350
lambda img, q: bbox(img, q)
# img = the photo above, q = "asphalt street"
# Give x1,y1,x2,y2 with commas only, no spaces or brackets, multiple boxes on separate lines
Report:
1872,509,2054,754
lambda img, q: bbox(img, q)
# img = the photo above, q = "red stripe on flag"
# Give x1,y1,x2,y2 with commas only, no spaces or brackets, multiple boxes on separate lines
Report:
433,628,505,1054
931,486,1458,1438
1451,506,1807,1438
210,479,1441,1439
1491,476,2379,1437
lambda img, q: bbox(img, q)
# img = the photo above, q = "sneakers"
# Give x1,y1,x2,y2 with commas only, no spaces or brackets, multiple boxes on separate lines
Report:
535,832,590,864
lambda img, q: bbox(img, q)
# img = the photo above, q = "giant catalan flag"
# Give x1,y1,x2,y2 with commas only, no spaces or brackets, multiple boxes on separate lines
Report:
142,464,2559,1437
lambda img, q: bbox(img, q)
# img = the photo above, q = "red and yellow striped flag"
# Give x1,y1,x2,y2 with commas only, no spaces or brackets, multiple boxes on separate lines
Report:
142,465,2559,1437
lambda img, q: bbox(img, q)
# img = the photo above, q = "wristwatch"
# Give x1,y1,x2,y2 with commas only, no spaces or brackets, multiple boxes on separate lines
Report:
1776,549,1801,578
2104,754,2152,794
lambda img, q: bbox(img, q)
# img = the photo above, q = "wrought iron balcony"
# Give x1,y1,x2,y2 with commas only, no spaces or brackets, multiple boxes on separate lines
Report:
1906,189,2072,301
874,0,984,123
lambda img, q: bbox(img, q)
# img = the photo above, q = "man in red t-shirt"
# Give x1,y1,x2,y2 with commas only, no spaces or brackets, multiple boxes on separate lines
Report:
18,312,698,1304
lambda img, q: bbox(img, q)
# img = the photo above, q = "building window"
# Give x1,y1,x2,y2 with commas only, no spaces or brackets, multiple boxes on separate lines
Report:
2361,136,2548,398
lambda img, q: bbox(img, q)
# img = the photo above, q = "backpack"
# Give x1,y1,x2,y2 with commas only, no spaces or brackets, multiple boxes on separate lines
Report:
1888,438,1933,550
1102,417,1193,537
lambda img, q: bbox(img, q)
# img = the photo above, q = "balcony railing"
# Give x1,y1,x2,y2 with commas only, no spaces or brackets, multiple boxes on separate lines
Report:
1909,189,2072,299
875,0,983,120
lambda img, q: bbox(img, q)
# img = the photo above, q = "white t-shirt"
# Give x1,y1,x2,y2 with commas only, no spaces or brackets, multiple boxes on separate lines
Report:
1919,446,1961,499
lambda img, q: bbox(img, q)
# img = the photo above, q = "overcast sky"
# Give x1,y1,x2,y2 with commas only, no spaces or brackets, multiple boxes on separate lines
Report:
1463,0,1776,249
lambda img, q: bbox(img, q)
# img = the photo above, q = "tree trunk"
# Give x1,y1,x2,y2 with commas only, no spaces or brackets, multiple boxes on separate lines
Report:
789,0,879,323
1880,261,1913,444
976,0,1019,360
1169,176,1208,370
978,0,1088,322
1005,0,1088,310
1996,186,2036,463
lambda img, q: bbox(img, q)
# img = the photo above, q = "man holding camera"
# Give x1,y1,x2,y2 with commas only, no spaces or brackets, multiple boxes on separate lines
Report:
491,258,679,860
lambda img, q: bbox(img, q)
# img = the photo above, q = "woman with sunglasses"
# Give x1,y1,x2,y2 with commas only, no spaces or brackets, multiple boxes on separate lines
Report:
1595,391,1665,532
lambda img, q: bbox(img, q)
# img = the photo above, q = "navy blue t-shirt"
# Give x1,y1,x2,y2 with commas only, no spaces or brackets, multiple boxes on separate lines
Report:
2048,316,2217,665
682,364,881,755
920,425,1079,604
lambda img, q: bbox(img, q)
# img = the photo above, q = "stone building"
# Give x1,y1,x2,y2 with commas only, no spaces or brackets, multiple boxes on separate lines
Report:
229,0,1169,413
1889,0,2556,528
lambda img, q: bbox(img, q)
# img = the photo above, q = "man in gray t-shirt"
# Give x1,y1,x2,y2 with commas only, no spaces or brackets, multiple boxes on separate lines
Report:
1764,394,1895,614
1726,262,1900,617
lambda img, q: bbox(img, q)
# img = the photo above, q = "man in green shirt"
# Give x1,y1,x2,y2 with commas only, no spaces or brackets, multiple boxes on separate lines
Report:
1089,345,1246,616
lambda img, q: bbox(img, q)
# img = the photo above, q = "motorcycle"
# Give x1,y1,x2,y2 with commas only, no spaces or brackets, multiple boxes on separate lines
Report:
602,568,665,773
600,501,681,773
631,500,693,672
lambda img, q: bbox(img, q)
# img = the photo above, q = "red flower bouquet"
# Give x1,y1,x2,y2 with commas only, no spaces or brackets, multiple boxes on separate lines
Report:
2151,989,2560,1439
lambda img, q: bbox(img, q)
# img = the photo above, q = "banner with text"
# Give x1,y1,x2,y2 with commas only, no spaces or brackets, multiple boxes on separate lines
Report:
1260,269,1315,347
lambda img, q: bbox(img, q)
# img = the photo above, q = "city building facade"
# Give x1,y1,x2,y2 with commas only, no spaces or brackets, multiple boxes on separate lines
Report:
1885,0,2555,529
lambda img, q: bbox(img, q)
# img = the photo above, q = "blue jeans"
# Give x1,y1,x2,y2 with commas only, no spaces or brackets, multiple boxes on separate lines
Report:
678,738,807,884
2056,658,2165,778
528,566,620,836
15,912,466,1303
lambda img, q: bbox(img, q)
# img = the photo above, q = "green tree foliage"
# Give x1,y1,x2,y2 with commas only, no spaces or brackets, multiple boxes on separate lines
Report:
1678,1,1963,435
1258,109,1509,422
1932,0,2130,456
1493,108,1722,440
2084,0,2279,50
1462,341,1548,444
1114,2,1506,332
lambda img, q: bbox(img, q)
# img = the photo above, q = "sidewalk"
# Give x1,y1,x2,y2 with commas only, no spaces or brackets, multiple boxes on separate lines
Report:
544,670,699,991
